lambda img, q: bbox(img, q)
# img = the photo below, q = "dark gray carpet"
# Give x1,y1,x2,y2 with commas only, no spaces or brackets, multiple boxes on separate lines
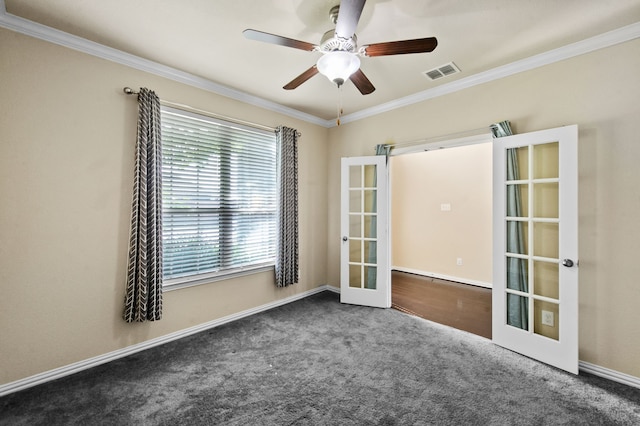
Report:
1,291,639,425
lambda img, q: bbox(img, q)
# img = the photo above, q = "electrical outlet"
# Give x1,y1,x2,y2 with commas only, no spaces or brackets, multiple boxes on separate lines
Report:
541,310,554,326
456,258,463,266
440,203,451,211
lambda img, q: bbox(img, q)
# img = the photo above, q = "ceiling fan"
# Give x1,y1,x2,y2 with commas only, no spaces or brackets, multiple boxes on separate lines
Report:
243,0,438,95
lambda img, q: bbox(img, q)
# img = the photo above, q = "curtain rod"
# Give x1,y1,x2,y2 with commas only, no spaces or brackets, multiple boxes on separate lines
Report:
123,87,276,133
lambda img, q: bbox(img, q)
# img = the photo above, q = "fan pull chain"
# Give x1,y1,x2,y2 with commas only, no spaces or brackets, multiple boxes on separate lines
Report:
336,85,344,126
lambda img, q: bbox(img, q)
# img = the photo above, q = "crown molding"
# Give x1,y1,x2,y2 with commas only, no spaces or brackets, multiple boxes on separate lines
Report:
1,3,639,129
0,6,329,128
338,22,640,125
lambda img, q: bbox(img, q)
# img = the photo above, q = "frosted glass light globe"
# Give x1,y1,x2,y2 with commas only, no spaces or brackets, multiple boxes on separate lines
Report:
317,51,361,87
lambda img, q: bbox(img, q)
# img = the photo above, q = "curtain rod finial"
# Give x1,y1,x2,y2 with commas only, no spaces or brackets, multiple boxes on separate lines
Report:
123,87,138,95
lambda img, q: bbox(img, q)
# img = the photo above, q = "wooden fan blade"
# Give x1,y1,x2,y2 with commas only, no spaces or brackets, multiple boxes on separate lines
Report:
349,69,375,95
283,65,319,90
243,29,316,51
335,0,366,40
364,37,438,57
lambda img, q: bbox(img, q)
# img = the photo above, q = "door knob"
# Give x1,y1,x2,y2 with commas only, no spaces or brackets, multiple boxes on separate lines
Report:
342,236,348,242
562,259,574,268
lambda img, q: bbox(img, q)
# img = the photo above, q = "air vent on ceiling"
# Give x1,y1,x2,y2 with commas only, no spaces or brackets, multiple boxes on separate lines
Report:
423,62,460,81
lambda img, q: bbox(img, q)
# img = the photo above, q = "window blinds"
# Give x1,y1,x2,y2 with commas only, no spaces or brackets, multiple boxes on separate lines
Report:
160,106,277,282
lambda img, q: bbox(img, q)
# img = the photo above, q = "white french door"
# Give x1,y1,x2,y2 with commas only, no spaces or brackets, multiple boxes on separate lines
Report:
492,125,579,374
340,156,390,308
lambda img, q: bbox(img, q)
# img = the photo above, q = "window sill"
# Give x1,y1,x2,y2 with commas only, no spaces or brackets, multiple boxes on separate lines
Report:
163,264,275,292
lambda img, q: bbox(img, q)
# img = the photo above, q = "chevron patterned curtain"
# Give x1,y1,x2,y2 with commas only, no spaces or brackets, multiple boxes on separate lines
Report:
275,126,299,287
123,88,163,322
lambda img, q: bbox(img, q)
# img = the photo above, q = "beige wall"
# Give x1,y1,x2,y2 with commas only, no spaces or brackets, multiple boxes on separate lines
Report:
0,28,328,385
390,143,492,285
327,39,640,378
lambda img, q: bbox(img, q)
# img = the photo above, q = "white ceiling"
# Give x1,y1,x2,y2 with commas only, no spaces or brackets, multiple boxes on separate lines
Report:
4,0,640,121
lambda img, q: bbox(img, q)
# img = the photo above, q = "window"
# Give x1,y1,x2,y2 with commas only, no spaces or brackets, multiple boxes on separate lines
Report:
160,106,277,286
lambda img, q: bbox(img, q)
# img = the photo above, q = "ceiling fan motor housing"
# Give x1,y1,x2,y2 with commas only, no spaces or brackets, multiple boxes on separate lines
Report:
320,29,357,53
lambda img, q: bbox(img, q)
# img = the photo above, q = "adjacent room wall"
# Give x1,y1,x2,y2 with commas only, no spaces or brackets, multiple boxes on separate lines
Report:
327,38,640,378
0,28,329,386
390,143,492,286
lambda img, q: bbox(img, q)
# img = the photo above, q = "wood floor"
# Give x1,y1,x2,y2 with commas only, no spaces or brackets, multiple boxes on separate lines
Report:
391,271,492,339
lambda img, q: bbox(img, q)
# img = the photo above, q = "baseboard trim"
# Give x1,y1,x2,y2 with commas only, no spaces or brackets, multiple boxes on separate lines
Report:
393,266,493,289
579,361,640,389
0,285,331,397
325,285,340,294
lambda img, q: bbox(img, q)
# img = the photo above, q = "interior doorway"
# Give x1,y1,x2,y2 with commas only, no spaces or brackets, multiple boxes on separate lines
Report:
388,140,493,338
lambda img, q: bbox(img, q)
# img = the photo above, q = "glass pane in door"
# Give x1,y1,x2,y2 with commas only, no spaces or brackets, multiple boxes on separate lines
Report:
533,261,559,299
507,293,528,330
533,222,559,259
364,165,376,187
364,240,377,264
349,240,361,263
534,299,559,340
506,221,528,254
349,264,361,288
364,266,377,289
349,215,361,237
364,216,376,238
506,257,528,291
507,147,529,179
350,165,361,187
347,163,378,291
533,183,559,217
364,190,377,213
349,189,361,212
533,142,559,179
506,184,528,217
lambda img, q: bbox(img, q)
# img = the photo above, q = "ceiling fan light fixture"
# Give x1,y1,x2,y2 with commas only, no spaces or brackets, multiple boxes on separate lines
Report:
317,51,360,87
